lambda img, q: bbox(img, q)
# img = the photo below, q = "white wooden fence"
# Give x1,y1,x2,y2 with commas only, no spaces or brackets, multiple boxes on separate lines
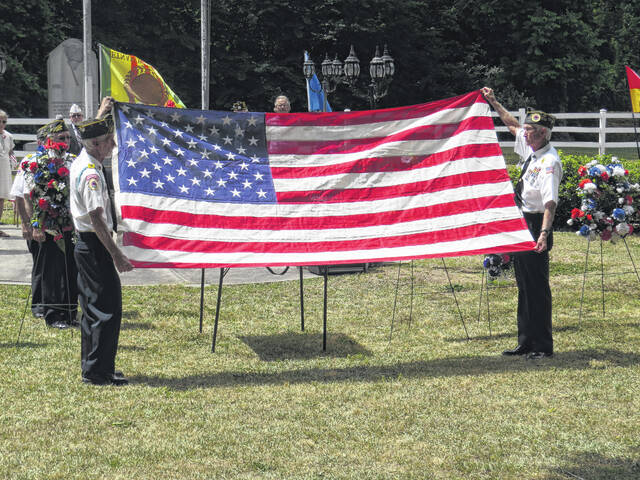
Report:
6,110,640,159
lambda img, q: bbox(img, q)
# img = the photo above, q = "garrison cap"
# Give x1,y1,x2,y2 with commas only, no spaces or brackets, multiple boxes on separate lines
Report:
77,116,114,140
525,108,555,130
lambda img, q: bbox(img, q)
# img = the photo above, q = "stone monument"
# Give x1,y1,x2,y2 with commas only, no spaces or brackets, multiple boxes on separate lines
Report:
47,38,99,118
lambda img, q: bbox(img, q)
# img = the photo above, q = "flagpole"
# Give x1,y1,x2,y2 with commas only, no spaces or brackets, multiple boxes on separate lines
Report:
199,0,211,333
82,0,94,117
201,0,211,110
632,111,640,160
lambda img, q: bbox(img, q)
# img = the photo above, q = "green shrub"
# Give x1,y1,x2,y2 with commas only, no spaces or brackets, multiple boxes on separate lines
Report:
505,151,640,231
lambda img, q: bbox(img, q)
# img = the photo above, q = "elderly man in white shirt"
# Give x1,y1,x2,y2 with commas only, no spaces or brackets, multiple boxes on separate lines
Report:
482,87,562,360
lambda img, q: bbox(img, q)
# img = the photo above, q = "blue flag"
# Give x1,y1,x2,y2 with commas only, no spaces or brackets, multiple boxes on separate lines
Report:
305,51,332,112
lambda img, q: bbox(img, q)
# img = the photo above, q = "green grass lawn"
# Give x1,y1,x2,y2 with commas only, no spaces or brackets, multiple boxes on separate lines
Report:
1,232,639,479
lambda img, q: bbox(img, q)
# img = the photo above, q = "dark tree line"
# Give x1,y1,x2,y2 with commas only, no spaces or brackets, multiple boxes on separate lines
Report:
1,0,639,117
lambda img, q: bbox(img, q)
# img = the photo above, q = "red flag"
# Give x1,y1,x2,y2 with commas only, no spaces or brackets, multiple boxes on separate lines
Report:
626,66,640,113
113,90,535,268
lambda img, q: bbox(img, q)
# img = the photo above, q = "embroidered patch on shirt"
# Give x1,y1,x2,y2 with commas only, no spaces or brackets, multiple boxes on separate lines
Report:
545,166,555,174
87,177,99,190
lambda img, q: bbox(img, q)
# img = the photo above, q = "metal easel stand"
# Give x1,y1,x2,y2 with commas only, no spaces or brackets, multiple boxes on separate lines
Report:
16,241,77,344
210,266,318,353
389,258,469,343
578,235,640,326
476,268,492,337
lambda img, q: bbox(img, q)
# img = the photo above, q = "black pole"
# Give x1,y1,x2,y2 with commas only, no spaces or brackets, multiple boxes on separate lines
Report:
631,110,640,159
441,258,469,340
389,261,402,343
323,266,328,351
299,267,305,331
600,237,605,317
211,268,224,353
578,238,591,326
622,236,640,284
199,268,205,333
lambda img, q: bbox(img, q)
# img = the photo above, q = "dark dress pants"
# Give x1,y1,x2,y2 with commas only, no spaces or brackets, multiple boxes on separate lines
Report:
35,232,78,324
26,239,43,316
74,232,122,378
513,212,554,354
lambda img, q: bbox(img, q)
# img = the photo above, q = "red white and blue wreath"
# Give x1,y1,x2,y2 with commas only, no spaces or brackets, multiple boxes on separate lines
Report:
567,157,640,242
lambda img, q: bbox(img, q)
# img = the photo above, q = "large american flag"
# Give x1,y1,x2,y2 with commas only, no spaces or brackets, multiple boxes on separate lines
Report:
113,90,535,268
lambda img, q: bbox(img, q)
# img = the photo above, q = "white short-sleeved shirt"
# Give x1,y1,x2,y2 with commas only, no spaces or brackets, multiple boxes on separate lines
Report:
514,128,562,213
70,150,113,233
9,162,28,200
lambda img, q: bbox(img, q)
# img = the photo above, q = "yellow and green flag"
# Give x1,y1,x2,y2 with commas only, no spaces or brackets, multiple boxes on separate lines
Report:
626,65,640,113
99,44,185,108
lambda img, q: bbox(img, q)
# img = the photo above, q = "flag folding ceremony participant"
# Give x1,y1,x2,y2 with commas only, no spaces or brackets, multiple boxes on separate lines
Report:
71,116,133,386
112,90,536,268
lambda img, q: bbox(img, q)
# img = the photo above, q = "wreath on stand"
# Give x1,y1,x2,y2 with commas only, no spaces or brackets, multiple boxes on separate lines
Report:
21,139,75,248
566,156,640,241
482,253,513,282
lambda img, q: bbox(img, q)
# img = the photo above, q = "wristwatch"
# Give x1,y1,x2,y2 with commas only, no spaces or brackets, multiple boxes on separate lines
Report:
541,228,551,235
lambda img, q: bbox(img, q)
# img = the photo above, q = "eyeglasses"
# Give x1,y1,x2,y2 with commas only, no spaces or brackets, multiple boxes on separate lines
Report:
0,120,7,124
71,113,83,118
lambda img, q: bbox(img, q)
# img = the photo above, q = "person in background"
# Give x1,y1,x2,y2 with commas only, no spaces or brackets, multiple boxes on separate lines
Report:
0,109,16,238
232,101,249,112
10,126,48,317
482,87,562,360
71,115,133,386
67,103,84,155
22,119,79,329
273,95,291,113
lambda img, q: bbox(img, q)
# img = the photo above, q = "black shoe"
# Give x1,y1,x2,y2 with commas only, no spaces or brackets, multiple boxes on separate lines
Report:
66,319,80,328
526,351,553,360
502,345,530,356
32,310,44,318
47,320,70,330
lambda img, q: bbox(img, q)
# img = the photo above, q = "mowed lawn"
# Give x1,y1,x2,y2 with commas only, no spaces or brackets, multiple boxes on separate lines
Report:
1,232,639,479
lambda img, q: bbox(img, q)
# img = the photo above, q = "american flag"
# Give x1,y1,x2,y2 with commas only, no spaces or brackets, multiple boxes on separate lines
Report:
113,90,535,268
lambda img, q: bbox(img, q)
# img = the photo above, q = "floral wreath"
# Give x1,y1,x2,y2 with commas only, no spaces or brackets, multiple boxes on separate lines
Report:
482,253,512,281
21,139,75,244
567,156,640,242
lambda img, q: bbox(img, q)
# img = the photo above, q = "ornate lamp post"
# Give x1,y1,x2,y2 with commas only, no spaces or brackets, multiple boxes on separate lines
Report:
0,52,7,77
303,44,395,111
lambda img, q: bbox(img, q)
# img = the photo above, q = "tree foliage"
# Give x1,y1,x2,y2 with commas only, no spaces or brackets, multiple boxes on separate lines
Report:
1,0,640,116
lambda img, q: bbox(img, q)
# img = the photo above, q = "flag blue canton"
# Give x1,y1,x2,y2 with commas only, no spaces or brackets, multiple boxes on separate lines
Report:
115,104,276,204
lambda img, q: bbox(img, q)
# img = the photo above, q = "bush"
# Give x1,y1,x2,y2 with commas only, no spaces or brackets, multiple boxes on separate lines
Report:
505,151,640,231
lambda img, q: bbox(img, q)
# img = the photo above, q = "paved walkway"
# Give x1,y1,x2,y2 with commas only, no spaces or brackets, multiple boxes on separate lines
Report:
0,223,315,286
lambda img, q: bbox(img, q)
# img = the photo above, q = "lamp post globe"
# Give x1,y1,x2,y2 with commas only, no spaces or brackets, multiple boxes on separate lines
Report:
321,53,333,79
369,46,385,80
381,45,395,78
343,45,360,84
303,55,315,80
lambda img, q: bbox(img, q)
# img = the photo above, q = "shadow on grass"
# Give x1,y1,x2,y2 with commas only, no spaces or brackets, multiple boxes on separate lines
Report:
238,332,372,361
445,324,581,342
543,451,640,480
0,341,47,349
130,348,640,390
122,310,141,320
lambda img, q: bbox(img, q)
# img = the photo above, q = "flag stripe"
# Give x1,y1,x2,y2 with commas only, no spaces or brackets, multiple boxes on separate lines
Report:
274,169,509,203
266,91,482,127
120,194,518,233
270,143,503,178
123,217,527,255
122,234,534,268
